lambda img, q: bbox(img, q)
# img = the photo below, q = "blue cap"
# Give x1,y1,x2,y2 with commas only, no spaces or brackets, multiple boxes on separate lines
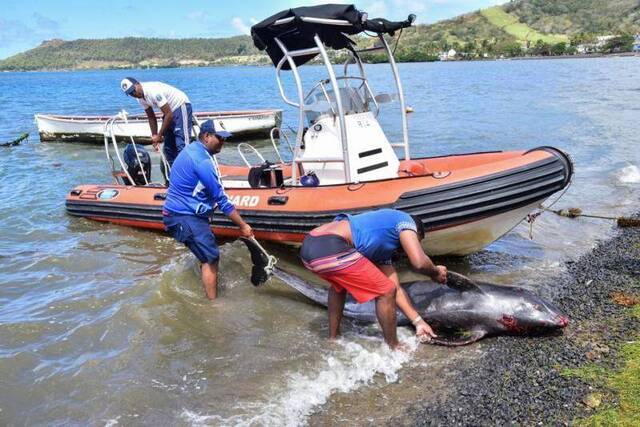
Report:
200,119,232,139
121,77,139,95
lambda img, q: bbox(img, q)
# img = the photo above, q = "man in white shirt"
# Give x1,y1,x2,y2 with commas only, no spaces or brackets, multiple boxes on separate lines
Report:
121,77,193,167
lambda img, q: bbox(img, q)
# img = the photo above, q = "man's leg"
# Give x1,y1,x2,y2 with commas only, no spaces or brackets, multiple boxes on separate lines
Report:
184,103,193,143
375,288,399,348
168,104,188,158
328,286,346,339
201,261,219,300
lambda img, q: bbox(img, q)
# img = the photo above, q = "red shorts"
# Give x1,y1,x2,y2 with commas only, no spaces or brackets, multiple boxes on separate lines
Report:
300,233,395,303
319,256,396,303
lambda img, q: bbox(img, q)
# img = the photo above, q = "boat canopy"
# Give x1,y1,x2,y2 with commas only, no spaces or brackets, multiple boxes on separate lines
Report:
251,4,415,68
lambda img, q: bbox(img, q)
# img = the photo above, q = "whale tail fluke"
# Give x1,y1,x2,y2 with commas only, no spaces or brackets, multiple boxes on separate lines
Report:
240,237,277,286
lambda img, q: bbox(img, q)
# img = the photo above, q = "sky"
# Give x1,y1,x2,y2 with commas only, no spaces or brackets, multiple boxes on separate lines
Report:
0,0,506,59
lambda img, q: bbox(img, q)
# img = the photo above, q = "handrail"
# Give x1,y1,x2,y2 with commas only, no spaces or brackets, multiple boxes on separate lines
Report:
275,46,321,108
274,37,306,184
294,156,344,163
269,128,291,163
107,113,136,186
237,143,266,168
315,34,350,182
119,111,150,186
379,34,410,160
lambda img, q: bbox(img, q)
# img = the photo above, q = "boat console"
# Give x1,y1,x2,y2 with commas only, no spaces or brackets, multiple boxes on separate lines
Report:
250,4,416,186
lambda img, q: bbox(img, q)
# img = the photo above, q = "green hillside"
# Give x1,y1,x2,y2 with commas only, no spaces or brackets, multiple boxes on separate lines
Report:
0,36,264,71
505,0,640,35
481,6,568,44
1,0,638,70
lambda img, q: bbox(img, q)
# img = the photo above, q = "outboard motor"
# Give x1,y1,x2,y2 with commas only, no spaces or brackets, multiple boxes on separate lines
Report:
123,143,152,186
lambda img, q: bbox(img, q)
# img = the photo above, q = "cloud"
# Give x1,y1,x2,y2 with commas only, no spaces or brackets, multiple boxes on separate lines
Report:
231,17,251,35
0,14,64,57
187,11,209,23
364,1,389,17
0,18,33,48
32,13,61,33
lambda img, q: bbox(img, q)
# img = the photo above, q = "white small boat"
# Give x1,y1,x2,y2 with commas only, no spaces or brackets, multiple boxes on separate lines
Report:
35,110,282,143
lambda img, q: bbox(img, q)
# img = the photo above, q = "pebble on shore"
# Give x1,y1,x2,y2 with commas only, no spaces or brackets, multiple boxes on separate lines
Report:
403,218,640,426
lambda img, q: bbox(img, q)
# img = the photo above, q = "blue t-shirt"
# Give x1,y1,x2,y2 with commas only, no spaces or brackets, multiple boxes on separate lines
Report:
335,209,418,264
163,141,235,218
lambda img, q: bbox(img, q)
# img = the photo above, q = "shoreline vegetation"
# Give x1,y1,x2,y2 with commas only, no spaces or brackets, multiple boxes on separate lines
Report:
2,51,638,74
1,1,638,72
0,52,640,73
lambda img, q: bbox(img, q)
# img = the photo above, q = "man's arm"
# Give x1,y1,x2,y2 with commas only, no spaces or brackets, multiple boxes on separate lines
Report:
145,107,158,135
399,230,447,283
157,104,173,137
195,160,253,238
144,107,162,150
227,209,253,238
378,263,437,341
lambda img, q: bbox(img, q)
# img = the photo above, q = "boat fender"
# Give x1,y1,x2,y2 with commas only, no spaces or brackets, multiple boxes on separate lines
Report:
399,160,430,176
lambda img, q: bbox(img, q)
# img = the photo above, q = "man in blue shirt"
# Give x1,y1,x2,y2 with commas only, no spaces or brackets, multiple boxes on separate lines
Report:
163,120,253,300
300,209,447,349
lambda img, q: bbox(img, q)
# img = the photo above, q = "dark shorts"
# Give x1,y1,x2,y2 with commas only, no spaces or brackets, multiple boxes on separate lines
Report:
163,213,219,264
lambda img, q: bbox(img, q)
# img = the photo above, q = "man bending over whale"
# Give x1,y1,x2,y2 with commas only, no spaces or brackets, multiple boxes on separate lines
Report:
300,209,447,349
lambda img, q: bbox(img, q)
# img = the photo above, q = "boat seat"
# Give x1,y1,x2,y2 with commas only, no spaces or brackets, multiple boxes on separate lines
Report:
220,175,249,181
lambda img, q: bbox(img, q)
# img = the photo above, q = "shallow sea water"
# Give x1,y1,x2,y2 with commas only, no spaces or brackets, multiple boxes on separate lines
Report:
0,57,639,425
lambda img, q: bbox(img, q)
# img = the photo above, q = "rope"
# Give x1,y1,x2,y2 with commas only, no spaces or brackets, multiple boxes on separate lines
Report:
525,179,639,240
526,179,573,239
541,207,640,228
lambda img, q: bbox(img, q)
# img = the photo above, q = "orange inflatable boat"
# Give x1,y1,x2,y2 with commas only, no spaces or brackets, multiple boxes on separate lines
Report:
66,5,573,256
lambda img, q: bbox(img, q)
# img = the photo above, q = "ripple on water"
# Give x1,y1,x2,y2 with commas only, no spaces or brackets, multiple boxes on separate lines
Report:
1,59,640,424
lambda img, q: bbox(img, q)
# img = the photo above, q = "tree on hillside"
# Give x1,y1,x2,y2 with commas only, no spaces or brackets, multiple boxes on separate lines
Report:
570,32,597,46
497,41,523,57
532,39,552,56
602,34,636,52
551,42,568,55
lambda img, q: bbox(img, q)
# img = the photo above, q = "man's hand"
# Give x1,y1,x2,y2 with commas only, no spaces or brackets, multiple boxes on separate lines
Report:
415,320,437,343
151,134,163,151
239,223,254,238
431,265,447,284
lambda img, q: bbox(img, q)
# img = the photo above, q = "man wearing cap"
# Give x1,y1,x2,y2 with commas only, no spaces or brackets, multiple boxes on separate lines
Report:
163,119,253,300
121,77,193,166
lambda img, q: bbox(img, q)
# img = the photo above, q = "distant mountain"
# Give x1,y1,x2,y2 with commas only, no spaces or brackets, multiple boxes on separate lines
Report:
1,0,638,71
0,36,264,71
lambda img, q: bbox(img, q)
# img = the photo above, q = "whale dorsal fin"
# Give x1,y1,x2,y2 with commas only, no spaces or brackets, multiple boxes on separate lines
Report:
429,329,487,346
445,271,483,293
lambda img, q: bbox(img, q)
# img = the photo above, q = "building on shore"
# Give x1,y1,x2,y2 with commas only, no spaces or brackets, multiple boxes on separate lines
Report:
439,49,457,61
634,34,640,52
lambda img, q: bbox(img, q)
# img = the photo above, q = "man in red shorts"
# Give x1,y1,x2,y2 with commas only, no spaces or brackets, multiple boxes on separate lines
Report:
300,209,447,349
